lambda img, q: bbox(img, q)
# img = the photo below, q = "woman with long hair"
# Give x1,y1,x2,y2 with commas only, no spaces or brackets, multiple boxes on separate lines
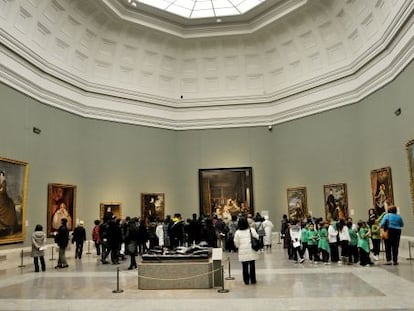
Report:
233,217,259,285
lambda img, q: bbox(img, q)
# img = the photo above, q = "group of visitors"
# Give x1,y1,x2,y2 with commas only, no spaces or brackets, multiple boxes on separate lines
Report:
281,205,404,266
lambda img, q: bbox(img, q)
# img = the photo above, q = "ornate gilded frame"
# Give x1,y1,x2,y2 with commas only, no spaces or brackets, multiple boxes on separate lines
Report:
0,157,29,244
406,140,414,216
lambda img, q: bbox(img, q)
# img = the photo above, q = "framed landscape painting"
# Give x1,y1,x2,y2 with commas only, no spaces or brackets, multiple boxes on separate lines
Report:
141,193,165,222
323,183,348,221
370,167,394,216
100,202,122,222
199,167,253,219
406,139,414,215
47,183,76,236
287,187,308,221
0,157,29,245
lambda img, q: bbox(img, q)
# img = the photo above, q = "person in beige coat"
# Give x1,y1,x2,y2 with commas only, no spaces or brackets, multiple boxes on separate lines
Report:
31,224,46,272
234,217,259,285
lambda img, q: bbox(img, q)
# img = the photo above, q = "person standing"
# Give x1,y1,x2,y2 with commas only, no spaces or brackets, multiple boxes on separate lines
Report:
92,220,101,256
328,219,339,263
31,224,46,272
262,215,274,250
380,205,404,265
55,218,69,269
357,220,373,266
72,220,86,259
233,217,259,285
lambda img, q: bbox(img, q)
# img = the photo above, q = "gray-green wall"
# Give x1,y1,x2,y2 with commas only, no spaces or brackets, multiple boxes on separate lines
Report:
1,61,413,248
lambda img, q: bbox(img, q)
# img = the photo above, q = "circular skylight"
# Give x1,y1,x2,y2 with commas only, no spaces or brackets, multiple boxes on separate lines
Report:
127,0,267,19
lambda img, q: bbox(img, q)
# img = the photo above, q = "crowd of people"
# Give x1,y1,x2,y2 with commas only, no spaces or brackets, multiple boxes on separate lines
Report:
29,205,403,287
87,211,274,270
280,205,404,266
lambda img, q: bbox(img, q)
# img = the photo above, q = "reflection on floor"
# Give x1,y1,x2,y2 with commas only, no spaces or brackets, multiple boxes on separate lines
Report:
1,243,414,311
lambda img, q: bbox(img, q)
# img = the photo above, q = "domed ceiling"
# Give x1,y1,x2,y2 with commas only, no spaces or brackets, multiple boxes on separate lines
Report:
0,0,413,129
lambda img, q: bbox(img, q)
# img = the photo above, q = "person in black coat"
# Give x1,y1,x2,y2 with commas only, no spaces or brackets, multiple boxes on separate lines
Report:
55,218,69,268
72,220,86,259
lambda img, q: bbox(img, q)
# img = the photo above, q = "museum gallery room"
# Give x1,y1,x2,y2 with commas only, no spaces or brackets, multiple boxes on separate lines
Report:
0,0,414,310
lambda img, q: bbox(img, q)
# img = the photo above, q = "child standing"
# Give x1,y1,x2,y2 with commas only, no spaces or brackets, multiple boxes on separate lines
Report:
318,221,330,264
307,222,319,263
357,220,373,266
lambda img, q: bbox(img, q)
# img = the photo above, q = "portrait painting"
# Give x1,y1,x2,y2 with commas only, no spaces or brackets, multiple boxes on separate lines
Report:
287,187,308,221
323,183,348,221
199,167,253,220
370,167,394,216
100,202,122,222
406,140,414,215
47,183,76,236
0,157,29,245
141,193,165,222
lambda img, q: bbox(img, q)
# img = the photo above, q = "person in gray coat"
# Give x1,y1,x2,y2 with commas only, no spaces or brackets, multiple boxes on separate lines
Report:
31,224,46,272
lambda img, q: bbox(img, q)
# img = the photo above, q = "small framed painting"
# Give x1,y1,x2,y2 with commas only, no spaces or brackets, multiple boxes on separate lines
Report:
141,193,165,222
323,183,348,221
47,183,76,236
370,167,394,216
100,202,122,222
287,187,308,221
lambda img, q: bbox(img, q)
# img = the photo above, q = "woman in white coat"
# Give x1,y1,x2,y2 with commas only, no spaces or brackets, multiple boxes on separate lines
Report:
234,217,259,285
262,215,274,250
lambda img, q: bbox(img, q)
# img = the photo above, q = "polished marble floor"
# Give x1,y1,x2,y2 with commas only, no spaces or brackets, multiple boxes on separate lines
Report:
1,243,414,311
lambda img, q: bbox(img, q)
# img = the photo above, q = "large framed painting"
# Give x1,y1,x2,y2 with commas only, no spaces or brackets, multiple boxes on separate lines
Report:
141,193,165,222
370,167,394,216
287,187,307,221
47,183,76,236
406,140,414,215
100,202,122,222
0,157,29,245
199,167,253,219
323,183,348,221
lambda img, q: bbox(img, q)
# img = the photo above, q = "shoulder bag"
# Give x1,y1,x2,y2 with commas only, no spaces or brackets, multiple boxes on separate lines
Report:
250,229,261,251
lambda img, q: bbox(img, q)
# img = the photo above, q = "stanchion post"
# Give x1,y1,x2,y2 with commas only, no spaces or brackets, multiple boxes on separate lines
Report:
18,249,26,268
225,256,235,280
112,266,124,293
407,241,413,262
49,246,56,261
217,265,229,293
86,240,91,255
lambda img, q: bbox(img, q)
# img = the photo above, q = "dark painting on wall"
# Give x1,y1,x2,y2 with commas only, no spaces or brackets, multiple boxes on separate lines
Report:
287,187,307,221
0,157,29,245
370,167,393,216
100,202,122,222
406,140,414,216
141,193,165,223
47,183,76,237
323,183,348,221
199,167,253,220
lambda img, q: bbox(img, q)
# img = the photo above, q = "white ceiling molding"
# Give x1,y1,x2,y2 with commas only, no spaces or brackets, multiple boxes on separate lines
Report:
0,0,413,130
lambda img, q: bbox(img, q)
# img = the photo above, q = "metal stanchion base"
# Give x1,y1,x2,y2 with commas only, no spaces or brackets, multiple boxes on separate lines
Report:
225,276,235,280
18,265,25,268
112,289,124,293
217,288,229,293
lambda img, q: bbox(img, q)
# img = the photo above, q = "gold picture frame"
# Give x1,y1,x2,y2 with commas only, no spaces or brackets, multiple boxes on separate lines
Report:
0,157,29,245
323,183,348,221
99,202,122,222
287,187,308,221
141,193,165,222
370,167,394,216
47,183,76,236
406,139,414,216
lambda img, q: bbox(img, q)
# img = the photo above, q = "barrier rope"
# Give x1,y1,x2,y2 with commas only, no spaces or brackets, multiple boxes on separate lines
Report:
137,265,223,281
